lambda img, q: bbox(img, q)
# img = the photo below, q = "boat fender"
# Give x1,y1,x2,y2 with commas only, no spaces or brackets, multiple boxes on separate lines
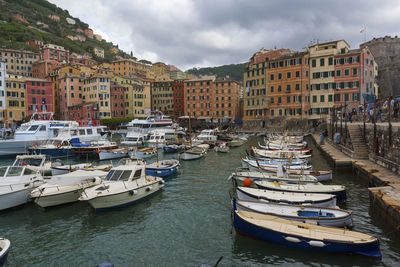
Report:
243,178,251,187
146,187,151,192
285,236,301,243
129,190,135,195
159,180,164,185
308,241,326,247
92,178,97,183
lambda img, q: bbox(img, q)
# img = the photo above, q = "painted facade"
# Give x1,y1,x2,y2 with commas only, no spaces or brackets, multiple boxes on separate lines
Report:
25,78,53,117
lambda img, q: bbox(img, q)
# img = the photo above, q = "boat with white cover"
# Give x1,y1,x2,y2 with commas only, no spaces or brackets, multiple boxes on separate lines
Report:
253,165,332,181
79,161,165,210
241,158,311,170
99,147,129,161
30,170,106,208
252,147,311,160
179,146,206,160
197,129,218,143
254,181,347,202
233,210,380,258
236,186,337,208
232,197,353,228
0,238,11,266
0,165,45,210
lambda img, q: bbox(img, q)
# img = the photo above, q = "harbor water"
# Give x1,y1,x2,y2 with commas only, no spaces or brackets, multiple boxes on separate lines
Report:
1,136,400,266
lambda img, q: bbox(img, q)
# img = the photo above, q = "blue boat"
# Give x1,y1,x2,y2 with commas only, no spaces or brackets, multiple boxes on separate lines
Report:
28,137,75,158
163,145,179,153
233,204,381,258
146,159,180,177
0,238,11,267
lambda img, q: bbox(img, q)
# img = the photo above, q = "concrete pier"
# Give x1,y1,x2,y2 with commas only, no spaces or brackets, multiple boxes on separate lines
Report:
310,134,400,234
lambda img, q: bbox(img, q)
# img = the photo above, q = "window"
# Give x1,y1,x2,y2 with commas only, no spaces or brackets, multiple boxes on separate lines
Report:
320,58,325,66
313,96,317,102
287,72,291,79
345,69,349,76
328,95,333,102
336,70,341,77
295,71,300,78
270,74,274,80
278,73,282,79
312,59,316,67
328,57,333,65
320,95,325,102
353,68,357,75
270,86,274,93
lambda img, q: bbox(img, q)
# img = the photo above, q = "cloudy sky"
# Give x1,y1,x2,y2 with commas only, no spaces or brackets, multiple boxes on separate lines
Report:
49,0,400,70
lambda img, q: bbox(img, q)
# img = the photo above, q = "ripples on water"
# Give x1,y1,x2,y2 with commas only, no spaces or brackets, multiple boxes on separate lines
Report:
0,136,399,266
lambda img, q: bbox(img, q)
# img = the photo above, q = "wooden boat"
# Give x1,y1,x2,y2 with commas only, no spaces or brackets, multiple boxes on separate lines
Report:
252,147,311,160
179,146,206,161
232,197,353,228
233,210,381,258
146,159,180,177
229,170,319,186
30,170,106,208
246,151,309,165
258,142,311,153
241,158,311,170
236,186,337,208
254,181,347,202
129,147,157,159
254,165,333,182
228,138,245,147
214,142,230,153
79,161,164,210
163,144,185,153
0,238,11,267
99,147,129,161
51,162,91,176
72,140,118,157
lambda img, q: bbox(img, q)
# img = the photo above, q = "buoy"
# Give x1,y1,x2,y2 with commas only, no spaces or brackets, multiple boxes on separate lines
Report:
243,178,252,187
285,236,301,243
309,240,326,247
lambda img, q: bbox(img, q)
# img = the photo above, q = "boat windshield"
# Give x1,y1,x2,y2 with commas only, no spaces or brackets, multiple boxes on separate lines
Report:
105,170,133,181
28,125,39,131
18,125,30,131
6,167,24,177
0,167,7,177
15,158,43,167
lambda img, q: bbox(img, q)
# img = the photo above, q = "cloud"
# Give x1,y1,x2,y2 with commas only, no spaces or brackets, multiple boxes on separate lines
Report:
50,0,400,70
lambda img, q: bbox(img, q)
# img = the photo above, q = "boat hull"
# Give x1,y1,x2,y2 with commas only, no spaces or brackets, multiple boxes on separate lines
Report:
0,238,11,267
233,211,381,258
146,164,179,177
0,139,42,157
86,182,164,210
0,188,32,210
99,151,128,161
28,148,74,158
179,152,204,160
34,188,83,208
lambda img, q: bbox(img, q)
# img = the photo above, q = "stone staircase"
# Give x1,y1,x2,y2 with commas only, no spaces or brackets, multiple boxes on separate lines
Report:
347,124,370,159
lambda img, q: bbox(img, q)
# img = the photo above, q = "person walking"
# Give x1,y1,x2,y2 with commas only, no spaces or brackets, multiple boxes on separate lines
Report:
377,108,383,122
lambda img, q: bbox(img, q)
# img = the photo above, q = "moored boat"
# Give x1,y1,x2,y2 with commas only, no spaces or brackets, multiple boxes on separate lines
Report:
99,147,129,161
0,238,11,266
228,138,245,147
232,197,353,228
30,170,106,208
233,210,381,258
254,181,347,202
236,186,337,208
214,142,230,153
79,161,165,210
229,170,319,186
129,147,157,159
179,146,206,161
146,159,180,177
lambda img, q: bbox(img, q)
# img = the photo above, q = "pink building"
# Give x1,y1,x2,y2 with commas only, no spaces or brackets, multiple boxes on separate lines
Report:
26,78,54,117
110,82,125,118
68,102,99,126
59,75,84,120
42,44,69,63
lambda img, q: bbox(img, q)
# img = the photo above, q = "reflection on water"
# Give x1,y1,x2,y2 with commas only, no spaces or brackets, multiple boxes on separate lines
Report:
0,136,399,266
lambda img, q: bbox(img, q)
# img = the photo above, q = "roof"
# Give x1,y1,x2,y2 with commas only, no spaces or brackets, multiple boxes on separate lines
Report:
308,39,350,48
25,77,52,82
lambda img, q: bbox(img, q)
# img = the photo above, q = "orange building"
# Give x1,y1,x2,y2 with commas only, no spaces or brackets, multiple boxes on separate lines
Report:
184,76,241,121
32,60,60,79
112,59,151,78
267,52,310,118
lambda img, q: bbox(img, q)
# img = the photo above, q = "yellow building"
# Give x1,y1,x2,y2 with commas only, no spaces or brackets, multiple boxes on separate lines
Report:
152,73,174,116
83,74,112,119
152,62,168,77
111,75,150,119
5,77,26,121
309,40,349,119
112,59,152,78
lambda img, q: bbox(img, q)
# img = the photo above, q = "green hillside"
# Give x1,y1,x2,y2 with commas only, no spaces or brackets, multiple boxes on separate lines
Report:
186,63,246,82
0,0,129,62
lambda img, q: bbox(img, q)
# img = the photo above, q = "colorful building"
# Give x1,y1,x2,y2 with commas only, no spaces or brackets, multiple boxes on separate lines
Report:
83,74,112,119
42,44,69,63
173,79,185,118
94,47,104,58
68,102,99,126
25,78,53,117
184,76,241,121
59,75,84,120
152,74,174,116
0,60,5,123
267,51,310,118
309,40,350,118
152,62,168,77
32,60,59,79
5,76,26,121
243,48,291,119
110,82,126,118
112,59,152,78
0,48,39,77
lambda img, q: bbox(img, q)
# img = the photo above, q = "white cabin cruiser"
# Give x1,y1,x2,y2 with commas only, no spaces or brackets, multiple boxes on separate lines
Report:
0,165,45,210
79,161,165,210
147,128,186,148
197,129,218,143
0,112,77,157
120,132,146,147
30,170,106,208
122,110,173,138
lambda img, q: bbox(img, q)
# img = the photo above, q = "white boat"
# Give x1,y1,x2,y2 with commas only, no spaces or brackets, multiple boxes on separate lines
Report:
147,128,186,148
120,132,146,147
12,154,51,176
79,161,165,210
254,181,347,202
197,143,210,150
0,165,45,210
0,112,77,157
51,162,92,176
214,142,229,153
179,146,206,160
0,238,11,266
228,138,245,147
258,142,311,153
129,147,157,159
236,186,337,208
241,158,311,170
99,147,129,161
30,170,106,208
197,129,218,143
252,147,311,160
252,165,333,182
229,170,319,186
232,197,353,228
